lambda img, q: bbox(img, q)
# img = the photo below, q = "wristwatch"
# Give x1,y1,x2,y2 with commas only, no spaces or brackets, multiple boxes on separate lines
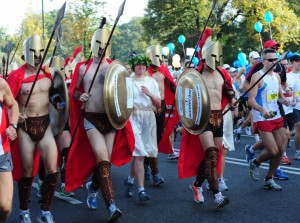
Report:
9,123,18,130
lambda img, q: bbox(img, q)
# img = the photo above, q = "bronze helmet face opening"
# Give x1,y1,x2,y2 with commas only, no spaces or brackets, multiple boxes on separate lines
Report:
22,34,45,66
91,28,111,58
146,45,162,67
201,37,222,70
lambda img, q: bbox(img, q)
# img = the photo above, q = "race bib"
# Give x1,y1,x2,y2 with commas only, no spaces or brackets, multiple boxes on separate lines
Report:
267,90,278,102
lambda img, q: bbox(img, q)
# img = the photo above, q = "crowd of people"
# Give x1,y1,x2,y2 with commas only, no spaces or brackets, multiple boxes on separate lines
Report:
0,23,299,223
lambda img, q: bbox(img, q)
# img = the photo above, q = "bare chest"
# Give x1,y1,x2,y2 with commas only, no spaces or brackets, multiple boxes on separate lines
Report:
20,78,51,95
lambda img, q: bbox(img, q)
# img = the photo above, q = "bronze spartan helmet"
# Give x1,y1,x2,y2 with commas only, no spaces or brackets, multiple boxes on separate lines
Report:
91,27,111,58
22,34,45,66
51,56,65,77
201,36,222,70
146,45,162,67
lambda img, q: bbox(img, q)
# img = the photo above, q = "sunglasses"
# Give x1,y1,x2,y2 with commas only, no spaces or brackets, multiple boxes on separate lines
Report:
265,58,278,62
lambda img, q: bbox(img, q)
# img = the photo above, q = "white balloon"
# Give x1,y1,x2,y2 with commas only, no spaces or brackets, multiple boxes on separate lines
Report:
162,46,170,56
172,54,180,62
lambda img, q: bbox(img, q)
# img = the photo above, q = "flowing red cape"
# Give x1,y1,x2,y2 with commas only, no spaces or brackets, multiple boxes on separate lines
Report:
178,64,232,179
6,65,52,180
65,59,135,191
148,65,180,154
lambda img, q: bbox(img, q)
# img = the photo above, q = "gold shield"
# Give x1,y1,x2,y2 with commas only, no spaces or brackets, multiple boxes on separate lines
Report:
175,68,210,135
49,71,70,137
104,60,134,129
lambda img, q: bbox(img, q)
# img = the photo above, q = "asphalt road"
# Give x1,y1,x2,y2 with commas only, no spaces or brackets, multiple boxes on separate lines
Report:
6,134,300,223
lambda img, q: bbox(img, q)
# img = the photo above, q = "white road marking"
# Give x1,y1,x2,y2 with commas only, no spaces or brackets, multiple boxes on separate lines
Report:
32,182,83,204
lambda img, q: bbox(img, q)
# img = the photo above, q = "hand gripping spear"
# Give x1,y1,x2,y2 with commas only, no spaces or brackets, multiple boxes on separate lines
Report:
22,2,66,114
69,0,127,149
222,51,288,116
164,0,218,128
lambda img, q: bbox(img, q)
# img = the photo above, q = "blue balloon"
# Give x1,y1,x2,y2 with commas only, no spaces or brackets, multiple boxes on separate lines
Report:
286,51,293,59
192,57,199,66
254,21,263,33
195,45,200,52
233,60,241,68
178,35,186,44
168,43,175,51
264,11,273,23
238,52,247,63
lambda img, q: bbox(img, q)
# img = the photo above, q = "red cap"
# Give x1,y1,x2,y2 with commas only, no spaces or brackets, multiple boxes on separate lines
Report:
72,46,83,58
263,40,280,49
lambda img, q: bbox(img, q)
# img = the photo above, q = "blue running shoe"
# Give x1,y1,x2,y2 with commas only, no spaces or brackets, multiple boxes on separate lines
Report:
273,168,289,180
245,144,255,163
86,181,99,210
107,201,122,222
124,179,134,197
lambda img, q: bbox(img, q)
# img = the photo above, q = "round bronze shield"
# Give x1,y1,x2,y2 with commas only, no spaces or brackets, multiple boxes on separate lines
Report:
49,71,70,137
175,68,210,135
104,60,133,129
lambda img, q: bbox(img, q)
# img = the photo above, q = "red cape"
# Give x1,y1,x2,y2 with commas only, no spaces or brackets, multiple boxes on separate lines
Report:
148,65,180,154
7,64,51,180
178,63,232,179
65,59,135,191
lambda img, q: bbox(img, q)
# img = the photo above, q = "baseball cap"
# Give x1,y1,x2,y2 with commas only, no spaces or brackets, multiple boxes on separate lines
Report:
290,53,300,62
222,64,230,69
229,67,237,72
263,40,280,49
249,51,260,59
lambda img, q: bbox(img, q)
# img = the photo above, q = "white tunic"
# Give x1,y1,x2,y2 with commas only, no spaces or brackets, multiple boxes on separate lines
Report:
130,75,161,157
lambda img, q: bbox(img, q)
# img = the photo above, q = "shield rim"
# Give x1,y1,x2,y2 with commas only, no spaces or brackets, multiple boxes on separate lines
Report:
175,68,210,135
104,59,133,129
49,71,70,137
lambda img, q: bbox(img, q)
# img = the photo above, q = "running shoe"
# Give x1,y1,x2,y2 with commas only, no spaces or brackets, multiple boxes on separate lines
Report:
263,178,282,191
59,185,75,197
218,177,229,191
167,152,179,160
37,211,55,223
281,155,291,165
189,183,204,203
294,151,300,160
249,159,260,181
85,181,99,210
245,144,255,163
214,192,229,209
107,201,122,222
20,210,32,223
273,168,289,180
153,173,165,186
138,191,150,203
124,179,134,197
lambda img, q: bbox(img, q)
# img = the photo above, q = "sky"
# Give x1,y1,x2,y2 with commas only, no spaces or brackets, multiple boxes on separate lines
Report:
0,0,148,35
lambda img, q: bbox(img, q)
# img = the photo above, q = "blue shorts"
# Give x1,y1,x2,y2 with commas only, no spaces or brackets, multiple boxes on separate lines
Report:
293,109,300,123
0,151,13,172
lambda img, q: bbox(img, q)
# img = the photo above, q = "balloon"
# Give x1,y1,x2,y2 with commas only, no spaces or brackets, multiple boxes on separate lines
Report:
195,45,200,52
254,21,263,33
172,54,180,62
264,11,273,23
192,57,199,66
233,60,241,68
241,59,249,66
238,52,247,63
168,43,175,51
178,35,186,44
286,51,293,59
162,46,170,56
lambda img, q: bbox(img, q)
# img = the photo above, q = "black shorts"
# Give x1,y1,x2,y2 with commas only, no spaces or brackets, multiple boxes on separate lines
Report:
284,112,294,131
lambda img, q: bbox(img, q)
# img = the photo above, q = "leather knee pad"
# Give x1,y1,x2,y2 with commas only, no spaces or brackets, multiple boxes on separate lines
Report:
40,172,59,211
18,176,34,210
